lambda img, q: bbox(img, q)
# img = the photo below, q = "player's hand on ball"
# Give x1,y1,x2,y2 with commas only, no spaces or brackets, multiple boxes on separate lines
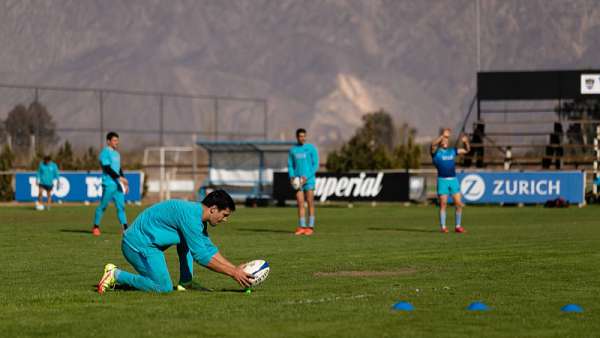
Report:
232,266,254,288
119,177,129,194
291,177,301,190
300,176,307,185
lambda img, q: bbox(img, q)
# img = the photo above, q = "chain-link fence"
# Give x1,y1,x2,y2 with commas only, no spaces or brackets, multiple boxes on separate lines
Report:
0,83,268,163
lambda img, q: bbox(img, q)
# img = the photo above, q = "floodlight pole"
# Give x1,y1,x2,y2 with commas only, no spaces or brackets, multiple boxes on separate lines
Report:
263,100,268,140
99,90,104,149
214,98,219,141
192,134,198,199
159,147,165,201
159,95,164,146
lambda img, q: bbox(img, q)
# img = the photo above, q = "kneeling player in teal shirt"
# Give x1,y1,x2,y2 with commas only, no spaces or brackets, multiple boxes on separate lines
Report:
97,190,253,293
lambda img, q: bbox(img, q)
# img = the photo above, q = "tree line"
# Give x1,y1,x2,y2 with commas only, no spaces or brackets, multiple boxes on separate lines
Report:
326,109,422,172
0,101,102,200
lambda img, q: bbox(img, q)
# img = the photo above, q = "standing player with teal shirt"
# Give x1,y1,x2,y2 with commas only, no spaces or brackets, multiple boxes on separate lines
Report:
92,131,128,236
97,190,253,293
36,155,60,210
431,128,471,233
288,128,319,235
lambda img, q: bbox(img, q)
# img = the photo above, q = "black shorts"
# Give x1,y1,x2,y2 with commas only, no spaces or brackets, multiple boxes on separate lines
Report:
39,184,53,191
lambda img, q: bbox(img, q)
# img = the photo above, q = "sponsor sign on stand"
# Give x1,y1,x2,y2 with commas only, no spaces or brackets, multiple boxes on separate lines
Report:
456,171,584,204
273,172,410,202
581,74,600,94
15,172,143,202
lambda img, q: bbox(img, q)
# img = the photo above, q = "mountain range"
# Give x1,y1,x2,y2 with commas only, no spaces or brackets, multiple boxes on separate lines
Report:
1,0,600,153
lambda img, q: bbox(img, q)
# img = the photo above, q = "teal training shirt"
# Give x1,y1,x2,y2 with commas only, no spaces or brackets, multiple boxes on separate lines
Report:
99,146,121,186
37,161,59,186
288,143,319,179
123,200,218,266
432,147,458,178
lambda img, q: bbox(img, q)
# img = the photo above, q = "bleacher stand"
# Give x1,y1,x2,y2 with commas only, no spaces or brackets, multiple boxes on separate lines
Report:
196,140,295,205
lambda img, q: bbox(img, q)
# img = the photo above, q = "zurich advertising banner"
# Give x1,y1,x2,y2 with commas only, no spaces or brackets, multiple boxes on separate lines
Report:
457,171,585,204
15,172,143,202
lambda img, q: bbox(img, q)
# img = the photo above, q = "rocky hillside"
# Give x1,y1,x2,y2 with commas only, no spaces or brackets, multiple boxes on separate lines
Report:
1,0,600,152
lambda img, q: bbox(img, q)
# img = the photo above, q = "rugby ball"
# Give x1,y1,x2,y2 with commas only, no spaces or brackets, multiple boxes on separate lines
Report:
119,181,128,194
291,177,301,190
243,259,270,287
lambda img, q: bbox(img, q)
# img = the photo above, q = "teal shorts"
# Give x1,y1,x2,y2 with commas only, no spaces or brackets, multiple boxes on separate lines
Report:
302,177,315,191
437,177,460,196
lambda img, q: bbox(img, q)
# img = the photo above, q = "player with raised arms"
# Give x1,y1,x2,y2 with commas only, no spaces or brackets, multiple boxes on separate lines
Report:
92,131,128,236
35,155,60,210
431,128,471,233
288,128,319,235
97,190,254,293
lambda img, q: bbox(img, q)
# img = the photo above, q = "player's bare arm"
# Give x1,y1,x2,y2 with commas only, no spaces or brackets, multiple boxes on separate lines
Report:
457,134,471,155
431,129,450,154
431,136,442,154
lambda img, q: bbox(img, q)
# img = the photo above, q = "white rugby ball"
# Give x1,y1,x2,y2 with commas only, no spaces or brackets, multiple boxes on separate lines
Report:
119,181,128,194
243,259,270,287
291,177,301,190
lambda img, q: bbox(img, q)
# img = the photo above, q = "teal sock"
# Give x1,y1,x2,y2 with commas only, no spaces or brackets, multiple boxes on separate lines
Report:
299,217,306,227
455,211,462,227
308,216,315,228
440,210,446,228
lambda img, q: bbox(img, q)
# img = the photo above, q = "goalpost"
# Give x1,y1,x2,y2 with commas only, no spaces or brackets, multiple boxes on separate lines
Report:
594,125,600,196
143,146,198,201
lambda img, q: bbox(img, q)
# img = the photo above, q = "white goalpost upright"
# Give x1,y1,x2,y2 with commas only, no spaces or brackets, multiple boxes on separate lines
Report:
594,125,600,196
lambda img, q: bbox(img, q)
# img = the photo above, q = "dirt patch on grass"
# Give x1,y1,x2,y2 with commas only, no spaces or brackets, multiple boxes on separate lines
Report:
314,268,416,277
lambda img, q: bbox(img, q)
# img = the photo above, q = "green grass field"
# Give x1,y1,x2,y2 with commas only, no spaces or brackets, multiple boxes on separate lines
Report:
1,204,599,337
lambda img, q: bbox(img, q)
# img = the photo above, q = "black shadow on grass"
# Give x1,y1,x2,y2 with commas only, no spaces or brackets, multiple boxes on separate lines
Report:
60,229,94,234
61,229,122,235
236,228,292,234
368,227,438,233
90,285,243,293
216,288,247,293
90,284,137,292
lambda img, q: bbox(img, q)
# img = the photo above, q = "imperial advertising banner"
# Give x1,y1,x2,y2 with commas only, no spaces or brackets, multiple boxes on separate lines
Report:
273,172,410,202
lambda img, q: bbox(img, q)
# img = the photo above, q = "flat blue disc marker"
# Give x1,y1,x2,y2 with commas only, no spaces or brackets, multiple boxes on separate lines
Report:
467,302,489,311
392,301,414,311
561,304,583,313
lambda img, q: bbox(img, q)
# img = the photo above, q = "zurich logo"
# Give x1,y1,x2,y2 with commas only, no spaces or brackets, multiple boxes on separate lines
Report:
461,174,485,201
